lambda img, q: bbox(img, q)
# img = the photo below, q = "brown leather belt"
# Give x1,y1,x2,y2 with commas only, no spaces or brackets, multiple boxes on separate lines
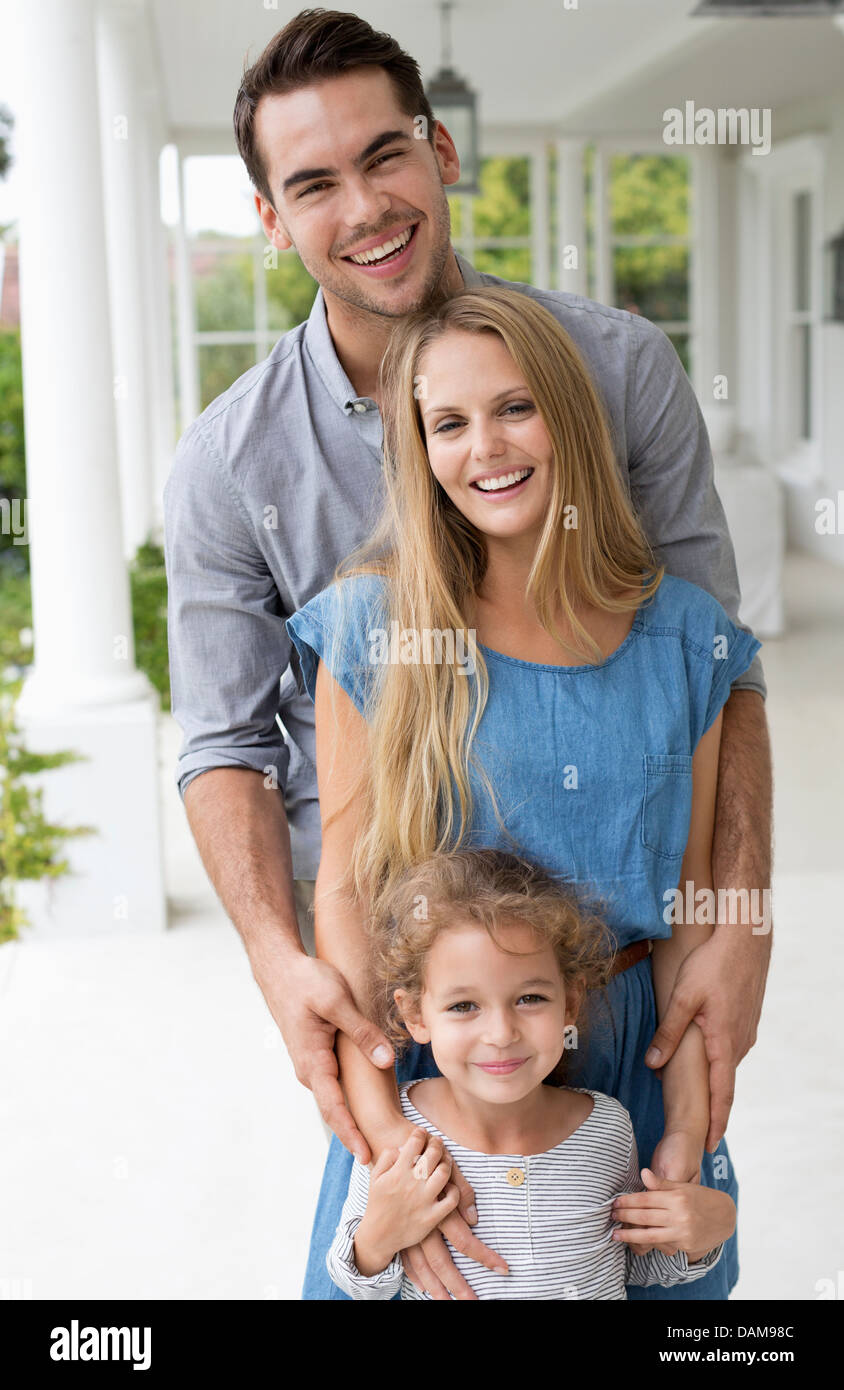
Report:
609,938,653,978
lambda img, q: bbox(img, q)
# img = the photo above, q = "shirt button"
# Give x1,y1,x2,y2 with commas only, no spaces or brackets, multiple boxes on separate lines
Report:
352,402,367,414
505,1167,525,1187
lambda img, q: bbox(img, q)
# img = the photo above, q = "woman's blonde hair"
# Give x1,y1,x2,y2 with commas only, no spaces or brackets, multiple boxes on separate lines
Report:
367,848,616,1082
323,286,663,915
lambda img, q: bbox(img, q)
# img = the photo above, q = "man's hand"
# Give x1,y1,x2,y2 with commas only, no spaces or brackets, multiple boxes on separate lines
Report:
254,948,394,1164
644,929,767,1151
401,1215,509,1301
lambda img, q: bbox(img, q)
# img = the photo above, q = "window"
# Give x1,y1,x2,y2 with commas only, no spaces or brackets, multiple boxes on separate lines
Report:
589,147,694,376
169,154,317,418
449,155,533,283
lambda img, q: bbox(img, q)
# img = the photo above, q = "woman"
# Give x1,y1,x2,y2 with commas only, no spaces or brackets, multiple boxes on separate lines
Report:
286,287,761,1300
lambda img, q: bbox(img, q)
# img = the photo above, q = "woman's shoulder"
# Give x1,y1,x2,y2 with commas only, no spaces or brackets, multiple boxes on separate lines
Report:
285,570,391,709
293,570,390,630
642,573,756,659
644,571,723,627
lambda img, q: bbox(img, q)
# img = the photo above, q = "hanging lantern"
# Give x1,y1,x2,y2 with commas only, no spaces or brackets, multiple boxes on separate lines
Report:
425,2,480,195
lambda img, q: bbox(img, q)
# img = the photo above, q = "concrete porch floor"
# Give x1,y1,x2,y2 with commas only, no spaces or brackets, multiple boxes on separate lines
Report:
0,551,842,1300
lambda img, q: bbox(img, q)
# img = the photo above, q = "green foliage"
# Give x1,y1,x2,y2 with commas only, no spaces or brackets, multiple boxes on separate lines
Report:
0,567,32,670
0,539,170,942
608,154,691,365
129,540,170,711
610,154,689,238
0,676,95,943
265,250,319,329
449,156,532,285
0,328,27,571
0,103,12,182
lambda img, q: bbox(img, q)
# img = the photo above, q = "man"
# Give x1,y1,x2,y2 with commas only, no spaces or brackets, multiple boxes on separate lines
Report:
163,9,772,1301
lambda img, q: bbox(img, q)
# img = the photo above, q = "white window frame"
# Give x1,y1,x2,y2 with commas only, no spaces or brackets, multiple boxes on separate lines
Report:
738,133,826,482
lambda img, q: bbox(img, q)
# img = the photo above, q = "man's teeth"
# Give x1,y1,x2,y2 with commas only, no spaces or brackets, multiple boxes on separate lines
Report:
348,227,412,264
474,468,532,492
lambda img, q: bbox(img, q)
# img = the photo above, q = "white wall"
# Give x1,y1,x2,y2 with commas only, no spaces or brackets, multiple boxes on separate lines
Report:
768,88,844,566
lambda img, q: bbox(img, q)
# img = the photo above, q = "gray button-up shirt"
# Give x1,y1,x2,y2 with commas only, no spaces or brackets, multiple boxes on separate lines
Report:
163,251,766,879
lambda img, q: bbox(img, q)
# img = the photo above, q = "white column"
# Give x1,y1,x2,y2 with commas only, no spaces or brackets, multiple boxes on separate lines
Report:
691,148,722,421
529,141,551,291
593,144,612,307
14,0,165,934
140,118,176,537
96,0,153,558
556,138,587,297
175,149,200,430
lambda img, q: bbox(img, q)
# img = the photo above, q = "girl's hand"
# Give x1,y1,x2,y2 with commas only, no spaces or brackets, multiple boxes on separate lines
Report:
353,1130,460,1277
610,1168,736,1262
369,1123,509,1297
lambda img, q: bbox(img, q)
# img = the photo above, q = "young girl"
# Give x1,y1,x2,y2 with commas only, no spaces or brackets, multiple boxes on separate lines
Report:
286,287,761,1300
325,850,736,1300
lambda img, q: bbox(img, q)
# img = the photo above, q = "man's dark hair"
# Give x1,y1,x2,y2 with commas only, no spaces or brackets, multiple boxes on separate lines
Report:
233,8,436,207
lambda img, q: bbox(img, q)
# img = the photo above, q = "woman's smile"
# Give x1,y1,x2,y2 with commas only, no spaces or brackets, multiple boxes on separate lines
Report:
419,330,552,541
469,465,535,499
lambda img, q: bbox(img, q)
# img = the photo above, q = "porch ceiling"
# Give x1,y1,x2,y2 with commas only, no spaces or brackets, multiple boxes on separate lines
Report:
141,0,760,139
147,0,844,145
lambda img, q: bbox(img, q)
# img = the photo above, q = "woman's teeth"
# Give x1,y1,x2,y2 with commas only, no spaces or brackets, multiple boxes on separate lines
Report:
473,468,533,492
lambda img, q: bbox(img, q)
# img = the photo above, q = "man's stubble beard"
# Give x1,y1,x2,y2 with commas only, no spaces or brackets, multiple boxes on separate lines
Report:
298,182,456,322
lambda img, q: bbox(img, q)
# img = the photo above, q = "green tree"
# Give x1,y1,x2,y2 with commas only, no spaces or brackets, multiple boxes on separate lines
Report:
0,103,12,182
0,677,95,942
0,328,26,570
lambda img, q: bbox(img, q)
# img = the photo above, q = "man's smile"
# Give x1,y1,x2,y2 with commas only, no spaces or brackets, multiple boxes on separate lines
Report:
340,222,420,276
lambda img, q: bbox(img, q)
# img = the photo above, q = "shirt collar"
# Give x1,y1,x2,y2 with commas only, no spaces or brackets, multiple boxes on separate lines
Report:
303,248,484,415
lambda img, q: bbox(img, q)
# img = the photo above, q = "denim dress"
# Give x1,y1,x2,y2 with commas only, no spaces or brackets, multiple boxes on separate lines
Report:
286,572,762,1301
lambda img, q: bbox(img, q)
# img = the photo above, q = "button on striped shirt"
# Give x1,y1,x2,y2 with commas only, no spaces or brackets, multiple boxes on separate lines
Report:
326,1085,723,1300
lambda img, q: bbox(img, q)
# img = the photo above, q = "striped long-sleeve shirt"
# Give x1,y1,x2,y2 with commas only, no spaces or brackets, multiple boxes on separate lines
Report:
326,1084,723,1300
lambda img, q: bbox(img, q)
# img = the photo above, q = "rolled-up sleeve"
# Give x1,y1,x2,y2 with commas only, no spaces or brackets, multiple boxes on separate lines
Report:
163,421,291,800
627,319,766,701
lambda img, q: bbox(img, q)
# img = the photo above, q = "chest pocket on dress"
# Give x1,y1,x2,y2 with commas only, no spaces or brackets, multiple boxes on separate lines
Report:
641,753,693,859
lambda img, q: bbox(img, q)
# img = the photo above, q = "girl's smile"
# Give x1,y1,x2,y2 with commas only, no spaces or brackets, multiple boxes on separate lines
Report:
394,918,583,1150
473,1058,528,1075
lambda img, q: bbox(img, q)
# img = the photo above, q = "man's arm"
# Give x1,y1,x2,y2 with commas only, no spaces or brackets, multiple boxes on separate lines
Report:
650,713,724,1181
163,427,393,1160
704,688,772,1148
645,690,773,1149
624,322,773,1143
627,318,766,701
